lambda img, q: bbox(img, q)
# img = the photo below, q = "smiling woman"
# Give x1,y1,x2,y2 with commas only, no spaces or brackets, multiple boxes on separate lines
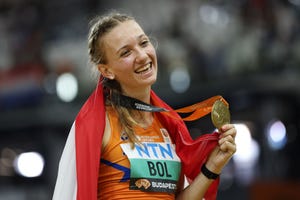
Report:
52,11,236,200
97,20,158,97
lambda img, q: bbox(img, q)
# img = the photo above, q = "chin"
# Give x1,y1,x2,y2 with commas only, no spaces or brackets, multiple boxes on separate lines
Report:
142,77,157,88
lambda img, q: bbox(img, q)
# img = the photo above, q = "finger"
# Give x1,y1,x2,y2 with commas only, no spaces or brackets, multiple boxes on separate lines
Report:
219,140,236,154
219,127,237,139
221,124,235,132
219,135,234,145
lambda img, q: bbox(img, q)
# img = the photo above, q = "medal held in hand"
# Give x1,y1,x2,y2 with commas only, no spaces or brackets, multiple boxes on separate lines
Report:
211,100,231,130
115,92,231,131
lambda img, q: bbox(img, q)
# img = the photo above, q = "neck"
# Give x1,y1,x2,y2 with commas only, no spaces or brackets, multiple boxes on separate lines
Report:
133,110,154,128
122,86,154,128
122,86,151,104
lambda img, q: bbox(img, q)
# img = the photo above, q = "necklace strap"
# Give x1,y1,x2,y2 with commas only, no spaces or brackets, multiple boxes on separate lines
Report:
111,93,229,123
111,93,168,112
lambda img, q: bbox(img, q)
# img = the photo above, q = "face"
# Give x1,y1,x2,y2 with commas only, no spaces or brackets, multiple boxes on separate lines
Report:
98,20,158,95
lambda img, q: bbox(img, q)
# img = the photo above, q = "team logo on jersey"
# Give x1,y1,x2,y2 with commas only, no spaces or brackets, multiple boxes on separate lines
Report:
160,128,169,137
135,178,151,189
120,131,129,141
160,128,171,143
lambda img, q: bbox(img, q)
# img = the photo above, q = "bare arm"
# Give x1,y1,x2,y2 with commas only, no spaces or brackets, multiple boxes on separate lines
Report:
176,124,236,200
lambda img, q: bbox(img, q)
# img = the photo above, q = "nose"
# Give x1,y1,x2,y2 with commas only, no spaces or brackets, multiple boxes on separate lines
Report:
135,47,148,63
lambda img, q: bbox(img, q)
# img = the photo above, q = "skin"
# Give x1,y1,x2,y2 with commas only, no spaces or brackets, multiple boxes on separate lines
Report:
98,20,158,103
99,20,237,200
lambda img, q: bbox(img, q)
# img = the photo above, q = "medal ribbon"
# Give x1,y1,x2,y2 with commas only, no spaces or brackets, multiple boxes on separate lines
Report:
113,93,229,122
174,95,229,121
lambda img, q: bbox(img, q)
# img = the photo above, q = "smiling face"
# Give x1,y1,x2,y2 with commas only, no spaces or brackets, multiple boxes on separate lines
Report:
98,20,158,96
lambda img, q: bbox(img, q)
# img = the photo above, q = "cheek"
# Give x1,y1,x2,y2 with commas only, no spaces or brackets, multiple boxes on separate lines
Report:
148,47,157,63
111,58,134,75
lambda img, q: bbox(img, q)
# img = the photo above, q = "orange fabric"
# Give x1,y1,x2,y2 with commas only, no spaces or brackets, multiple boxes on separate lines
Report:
97,107,178,200
174,95,229,121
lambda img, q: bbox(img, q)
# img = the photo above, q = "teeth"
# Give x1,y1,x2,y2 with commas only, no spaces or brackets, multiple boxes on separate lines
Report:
136,63,151,73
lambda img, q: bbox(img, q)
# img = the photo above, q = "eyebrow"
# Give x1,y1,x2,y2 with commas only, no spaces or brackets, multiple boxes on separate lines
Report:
116,34,147,54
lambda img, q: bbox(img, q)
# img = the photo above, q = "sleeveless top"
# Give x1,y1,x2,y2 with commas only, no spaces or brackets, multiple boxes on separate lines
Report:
97,106,181,200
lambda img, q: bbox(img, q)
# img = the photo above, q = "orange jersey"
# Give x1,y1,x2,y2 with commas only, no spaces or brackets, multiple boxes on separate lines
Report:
98,107,181,200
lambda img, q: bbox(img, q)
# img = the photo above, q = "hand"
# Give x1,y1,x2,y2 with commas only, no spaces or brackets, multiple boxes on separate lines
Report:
206,124,237,174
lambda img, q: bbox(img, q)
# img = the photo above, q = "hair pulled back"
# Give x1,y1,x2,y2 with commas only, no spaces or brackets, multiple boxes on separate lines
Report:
87,12,140,146
88,12,133,65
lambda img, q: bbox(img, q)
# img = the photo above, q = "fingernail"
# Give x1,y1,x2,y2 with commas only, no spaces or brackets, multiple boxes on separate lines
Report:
221,125,226,131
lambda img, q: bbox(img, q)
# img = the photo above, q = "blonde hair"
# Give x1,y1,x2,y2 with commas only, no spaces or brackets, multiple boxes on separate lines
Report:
88,12,140,145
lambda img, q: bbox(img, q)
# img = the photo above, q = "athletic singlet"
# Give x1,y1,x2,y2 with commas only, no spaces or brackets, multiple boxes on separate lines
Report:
97,106,181,200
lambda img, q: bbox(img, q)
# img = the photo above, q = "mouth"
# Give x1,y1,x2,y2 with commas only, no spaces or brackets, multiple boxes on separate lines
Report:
135,63,152,74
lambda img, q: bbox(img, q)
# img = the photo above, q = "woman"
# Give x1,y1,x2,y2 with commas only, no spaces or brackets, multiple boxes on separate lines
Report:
53,12,236,200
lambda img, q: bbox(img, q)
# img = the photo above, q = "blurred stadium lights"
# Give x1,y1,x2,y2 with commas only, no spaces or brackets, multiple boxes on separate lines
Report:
198,4,229,27
169,67,191,93
56,72,78,102
233,123,260,185
1,149,45,178
266,119,287,150
14,152,45,178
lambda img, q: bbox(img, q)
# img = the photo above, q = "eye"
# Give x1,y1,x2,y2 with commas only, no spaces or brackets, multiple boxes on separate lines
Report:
140,39,150,47
120,49,131,57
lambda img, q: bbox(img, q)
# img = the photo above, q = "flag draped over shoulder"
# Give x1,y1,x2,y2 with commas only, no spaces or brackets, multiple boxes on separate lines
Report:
52,82,220,200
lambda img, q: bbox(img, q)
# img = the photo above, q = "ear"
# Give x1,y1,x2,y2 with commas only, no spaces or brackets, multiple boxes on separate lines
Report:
97,64,115,80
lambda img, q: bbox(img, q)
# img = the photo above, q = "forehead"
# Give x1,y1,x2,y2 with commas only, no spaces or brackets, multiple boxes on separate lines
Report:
102,20,145,50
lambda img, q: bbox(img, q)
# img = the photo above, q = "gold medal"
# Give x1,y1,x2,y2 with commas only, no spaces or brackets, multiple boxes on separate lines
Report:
211,99,231,129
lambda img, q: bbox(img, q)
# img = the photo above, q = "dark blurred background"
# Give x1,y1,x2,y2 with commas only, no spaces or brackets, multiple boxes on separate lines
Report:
0,0,300,199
